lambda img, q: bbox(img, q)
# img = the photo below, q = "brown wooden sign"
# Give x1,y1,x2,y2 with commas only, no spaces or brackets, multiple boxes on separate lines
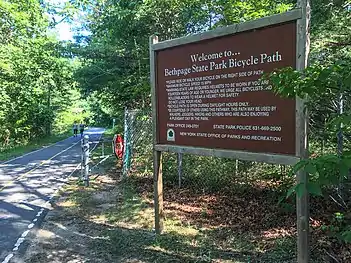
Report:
150,10,309,262
154,21,297,156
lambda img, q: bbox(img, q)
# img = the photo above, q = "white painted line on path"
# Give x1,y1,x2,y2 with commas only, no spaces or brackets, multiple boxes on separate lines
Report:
0,136,73,165
0,140,81,193
0,128,102,165
1,254,13,263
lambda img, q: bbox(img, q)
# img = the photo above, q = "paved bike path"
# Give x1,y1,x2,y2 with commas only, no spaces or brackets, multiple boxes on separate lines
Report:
0,128,104,263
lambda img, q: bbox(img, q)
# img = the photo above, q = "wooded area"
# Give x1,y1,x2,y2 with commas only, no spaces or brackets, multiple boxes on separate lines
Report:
1,0,351,262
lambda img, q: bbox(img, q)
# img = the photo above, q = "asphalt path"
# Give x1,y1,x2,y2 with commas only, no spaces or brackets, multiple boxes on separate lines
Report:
0,128,104,263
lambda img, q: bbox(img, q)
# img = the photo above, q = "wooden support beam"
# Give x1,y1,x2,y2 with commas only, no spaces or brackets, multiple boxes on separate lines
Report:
150,35,164,235
296,0,311,262
153,150,164,234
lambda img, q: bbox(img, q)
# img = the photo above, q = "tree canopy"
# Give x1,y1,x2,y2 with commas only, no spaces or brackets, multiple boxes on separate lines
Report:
73,0,296,113
0,0,82,146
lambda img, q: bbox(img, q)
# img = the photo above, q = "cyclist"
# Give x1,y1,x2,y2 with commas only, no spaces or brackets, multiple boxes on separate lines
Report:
73,122,78,137
79,123,85,137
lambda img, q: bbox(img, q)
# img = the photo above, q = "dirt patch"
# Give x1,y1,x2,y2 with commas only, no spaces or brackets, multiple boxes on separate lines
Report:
23,174,119,263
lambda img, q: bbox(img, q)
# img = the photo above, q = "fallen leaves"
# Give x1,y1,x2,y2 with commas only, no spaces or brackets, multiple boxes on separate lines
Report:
130,174,351,262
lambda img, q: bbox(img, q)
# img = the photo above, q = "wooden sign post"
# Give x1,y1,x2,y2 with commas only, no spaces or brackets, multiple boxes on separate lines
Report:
296,0,310,262
150,5,310,262
150,35,164,234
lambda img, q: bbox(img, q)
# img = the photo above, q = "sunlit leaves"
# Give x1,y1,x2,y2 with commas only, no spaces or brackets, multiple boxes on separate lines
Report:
215,0,293,26
286,152,351,198
74,0,299,114
0,0,78,146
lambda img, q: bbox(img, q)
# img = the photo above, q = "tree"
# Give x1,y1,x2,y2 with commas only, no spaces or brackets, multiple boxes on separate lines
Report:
0,0,79,147
74,0,294,114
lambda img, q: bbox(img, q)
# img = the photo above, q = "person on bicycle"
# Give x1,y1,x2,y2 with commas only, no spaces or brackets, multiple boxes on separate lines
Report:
79,123,85,137
73,122,78,137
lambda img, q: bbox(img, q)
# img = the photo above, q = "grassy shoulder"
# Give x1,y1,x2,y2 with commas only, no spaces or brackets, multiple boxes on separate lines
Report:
102,127,122,138
0,130,72,161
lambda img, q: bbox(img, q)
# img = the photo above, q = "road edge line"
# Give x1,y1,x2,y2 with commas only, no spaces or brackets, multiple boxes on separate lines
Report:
0,135,74,165
0,128,100,165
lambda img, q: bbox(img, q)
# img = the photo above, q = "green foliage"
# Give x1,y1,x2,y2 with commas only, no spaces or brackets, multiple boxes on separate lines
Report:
72,0,297,114
53,88,93,133
341,227,351,243
265,2,351,202
267,1,351,148
268,60,351,101
0,0,84,151
321,212,351,244
214,0,293,26
268,58,351,197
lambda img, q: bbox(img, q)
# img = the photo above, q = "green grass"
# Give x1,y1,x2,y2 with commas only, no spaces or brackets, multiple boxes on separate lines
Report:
103,128,116,137
0,130,72,161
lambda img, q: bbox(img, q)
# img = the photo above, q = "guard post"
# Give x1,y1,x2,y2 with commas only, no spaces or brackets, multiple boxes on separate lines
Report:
101,139,105,157
81,137,85,180
82,134,90,186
